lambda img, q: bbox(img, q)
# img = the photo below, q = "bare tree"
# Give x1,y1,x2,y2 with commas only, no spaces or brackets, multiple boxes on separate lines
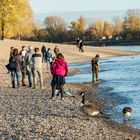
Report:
112,16,123,36
78,16,86,33
44,16,66,31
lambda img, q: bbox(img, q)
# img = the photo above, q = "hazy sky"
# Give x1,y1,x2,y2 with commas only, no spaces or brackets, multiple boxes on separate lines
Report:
29,0,140,13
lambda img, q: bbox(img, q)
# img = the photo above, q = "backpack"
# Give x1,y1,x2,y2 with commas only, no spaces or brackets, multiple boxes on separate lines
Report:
45,51,52,60
6,58,18,71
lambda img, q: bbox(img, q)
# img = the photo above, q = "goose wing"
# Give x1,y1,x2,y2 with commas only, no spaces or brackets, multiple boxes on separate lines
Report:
80,105,100,116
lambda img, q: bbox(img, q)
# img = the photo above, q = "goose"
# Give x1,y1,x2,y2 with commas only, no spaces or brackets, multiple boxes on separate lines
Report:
122,107,132,120
79,92,103,116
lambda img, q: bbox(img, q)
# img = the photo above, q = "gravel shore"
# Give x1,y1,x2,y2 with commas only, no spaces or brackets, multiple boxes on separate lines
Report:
0,40,140,139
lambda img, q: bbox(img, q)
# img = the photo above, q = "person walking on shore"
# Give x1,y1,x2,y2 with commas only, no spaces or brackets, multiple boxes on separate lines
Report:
79,39,84,52
51,53,68,99
25,46,34,88
54,45,59,57
91,54,100,83
32,48,43,89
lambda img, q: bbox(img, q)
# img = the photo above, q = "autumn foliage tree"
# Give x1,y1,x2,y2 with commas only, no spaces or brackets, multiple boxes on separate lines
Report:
0,0,36,40
123,9,140,39
103,21,112,39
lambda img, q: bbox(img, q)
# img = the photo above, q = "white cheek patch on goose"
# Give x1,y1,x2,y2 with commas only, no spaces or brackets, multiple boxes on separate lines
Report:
91,111,100,116
124,112,131,117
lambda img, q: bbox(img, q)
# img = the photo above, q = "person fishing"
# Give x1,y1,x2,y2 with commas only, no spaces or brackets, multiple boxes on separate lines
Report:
91,54,100,83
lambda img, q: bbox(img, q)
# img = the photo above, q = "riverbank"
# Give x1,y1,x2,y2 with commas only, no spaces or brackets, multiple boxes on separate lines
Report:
1,39,140,62
0,40,140,139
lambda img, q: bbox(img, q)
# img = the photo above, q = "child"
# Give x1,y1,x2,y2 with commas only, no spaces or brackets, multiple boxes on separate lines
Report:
51,53,68,99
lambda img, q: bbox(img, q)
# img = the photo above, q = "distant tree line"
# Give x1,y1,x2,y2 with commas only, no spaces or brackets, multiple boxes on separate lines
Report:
1,3,140,43
31,9,140,43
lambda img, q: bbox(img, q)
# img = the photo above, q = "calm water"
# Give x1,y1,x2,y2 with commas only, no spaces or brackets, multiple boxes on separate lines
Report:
66,46,140,129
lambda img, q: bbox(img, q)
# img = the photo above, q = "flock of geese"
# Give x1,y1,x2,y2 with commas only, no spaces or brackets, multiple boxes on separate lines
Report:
79,92,133,120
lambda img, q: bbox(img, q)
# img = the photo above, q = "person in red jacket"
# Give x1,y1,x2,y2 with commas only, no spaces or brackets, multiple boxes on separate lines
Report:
51,53,68,99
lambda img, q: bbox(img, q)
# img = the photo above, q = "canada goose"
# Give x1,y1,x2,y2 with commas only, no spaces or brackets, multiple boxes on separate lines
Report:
79,92,103,116
122,107,132,120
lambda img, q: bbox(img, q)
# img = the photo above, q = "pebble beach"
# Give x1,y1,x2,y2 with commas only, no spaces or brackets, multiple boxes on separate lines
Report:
0,40,140,139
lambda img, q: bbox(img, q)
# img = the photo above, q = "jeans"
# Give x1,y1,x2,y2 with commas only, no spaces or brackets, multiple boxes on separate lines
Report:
92,69,98,82
33,68,43,88
26,65,33,87
11,70,21,87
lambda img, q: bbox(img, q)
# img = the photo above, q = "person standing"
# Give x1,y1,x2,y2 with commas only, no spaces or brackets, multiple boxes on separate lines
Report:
41,45,46,63
32,48,43,89
9,48,22,88
19,46,27,57
91,54,100,83
53,45,59,57
51,53,68,99
25,46,34,88
45,48,52,70
19,46,27,86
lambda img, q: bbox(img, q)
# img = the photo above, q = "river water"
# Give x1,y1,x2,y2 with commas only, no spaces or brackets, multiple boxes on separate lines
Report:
66,46,140,129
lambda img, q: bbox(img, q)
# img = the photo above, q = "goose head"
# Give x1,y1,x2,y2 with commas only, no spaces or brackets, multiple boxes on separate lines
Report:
122,107,132,120
78,92,86,106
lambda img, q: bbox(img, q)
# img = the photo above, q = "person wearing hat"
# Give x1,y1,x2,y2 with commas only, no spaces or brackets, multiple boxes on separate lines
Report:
91,54,100,83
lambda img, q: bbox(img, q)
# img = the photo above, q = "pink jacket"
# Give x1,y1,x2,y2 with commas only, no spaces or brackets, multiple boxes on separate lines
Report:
51,59,68,76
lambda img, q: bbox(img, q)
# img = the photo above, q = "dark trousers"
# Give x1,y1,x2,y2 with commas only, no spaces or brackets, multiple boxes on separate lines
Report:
26,65,33,87
52,85,64,98
92,70,98,82
21,71,26,85
79,46,84,52
42,52,46,62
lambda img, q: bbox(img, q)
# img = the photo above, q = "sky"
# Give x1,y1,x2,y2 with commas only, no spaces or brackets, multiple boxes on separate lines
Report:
29,0,140,13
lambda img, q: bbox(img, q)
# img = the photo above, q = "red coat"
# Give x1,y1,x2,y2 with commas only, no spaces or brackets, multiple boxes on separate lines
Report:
51,58,68,76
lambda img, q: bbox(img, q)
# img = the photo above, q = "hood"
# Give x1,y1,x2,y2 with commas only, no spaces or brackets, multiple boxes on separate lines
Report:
55,59,65,65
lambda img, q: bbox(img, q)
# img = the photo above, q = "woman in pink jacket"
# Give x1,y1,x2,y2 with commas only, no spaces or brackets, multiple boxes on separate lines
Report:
51,53,68,99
